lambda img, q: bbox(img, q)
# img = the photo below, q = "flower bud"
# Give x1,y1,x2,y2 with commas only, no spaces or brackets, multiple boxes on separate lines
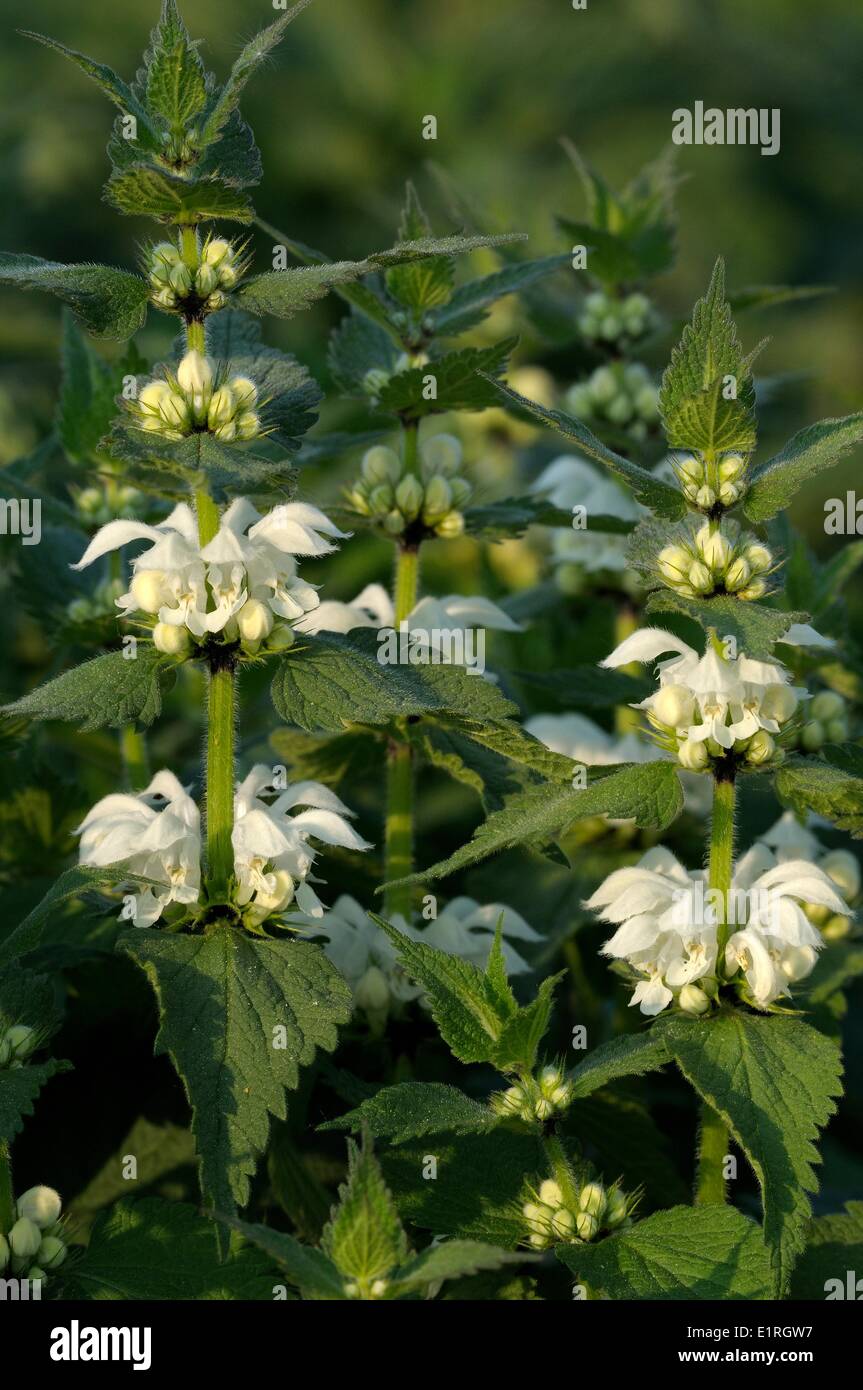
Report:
826,717,849,742
36,1236,67,1270
810,690,845,723
624,293,650,318
679,983,710,1015
589,366,618,404
724,557,751,593
800,720,825,752
361,445,402,487
492,1086,525,1117
695,484,717,509
16,1186,62,1229
237,599,274,643
368,483,395,516
566,383,594,417
177,350,213,397
246,869,295,925
435,511,465,539
678,738,709,771
822,914,852,942
599,313,623,341
235,411,261,441
395,474,424,521
5,1025,37,1061
168,262,193,296
652,684,695,728
266,625,296,654
820,850,860,901
634,385,659,421
207,386,236,429
449,477,473,509
383,510,406,536
718,481,743,507
347,485,372,516
161,391,191,430
151,240,180,268
585,291,607,315
759,683,798,723
214,420,238,442
538,1179,563,1207
719,454,746,482
780,945,817,983
229,377,258,410
153,622,191,656
737,578,767,601
745,543,773,574
204,238,232,267
421,433,462,479
422,475,453,523
746,730,775,764
9,1217,42,1260
676,454,704,484
139,380,171,414
354,965,390,1014
605,1187,628,1229
578,1183,607,1220
688,560,713,594
657,545,690,584
575,1211,599,1242
550,1207,576,1239
606,394,634,425
195,263,219,297
695,524,731,571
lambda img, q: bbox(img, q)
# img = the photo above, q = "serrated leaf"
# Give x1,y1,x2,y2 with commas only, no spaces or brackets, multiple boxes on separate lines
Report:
57,312,125,463
70,1116,197,1228
484,379,685,519
64,1197,278,1300
198,0,315,149
514,665,652,708
728,283,833,314
319,1082,499,1144
321,1133,408,1284
775,754,863,837
119,927,352,1230
106,165,253,224
327,311,400,393
377,339,517,421
462,494,592,540
394,1239,527,1292
144,0,206,131
4,649,168,731
0,1059,72,1145
429,255,570,336
568,1031,671,1099
660,258,760,454
659,1010,843,1294
744,414,863,523
644,589,809,662
215,1215,345,1299
270,627,516,733
386,761,683,888
789,1202,863,1300
558,1203,772,1300
235,261,383,319
0,863,161,966
21,31,159,145
0,253,149,339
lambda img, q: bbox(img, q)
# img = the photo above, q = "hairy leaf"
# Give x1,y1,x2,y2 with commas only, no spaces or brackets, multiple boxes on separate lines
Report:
0,1059,72,1145
377,340,517,420
744,414,863,523
789,1202,863,1300
644,589,810,661
320,1082,499,1144
0,253,149,339
775,753,863,838
568,1031,671,1099
4,649,168,731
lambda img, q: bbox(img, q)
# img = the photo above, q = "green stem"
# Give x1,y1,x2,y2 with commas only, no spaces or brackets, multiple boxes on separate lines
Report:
196,491,220,546
121,725,150,790
383,541,420,920
0,1141,14,1235
206,664,236,899
613,602,641,735
543,1131,580,1211
693,772,737,1203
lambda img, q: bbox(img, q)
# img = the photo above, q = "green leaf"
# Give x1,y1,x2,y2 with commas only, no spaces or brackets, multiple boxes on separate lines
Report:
394,1240,527,1293
69,1116,197,1230
386,761,684,887
321,1133,408,1285
64,1197,279,1300
514,665,651,708
644,589,809,662
57,312,126,463
0,1059,72,1145
728,283,833,314
4,649,168,731
744,414,863,523
105,166,253,224
328,311,400,393
568,1031,671,1099
21,31,159,144
235,261,388,320
0,863,160,966
484,379,685,519
385,184,454,313
0,253,149,339
558,1204,772,1300
462,494,595,541
319,1082,499,1144
789,1202,863,1300
429,255,570,336
215,1216,345,1300
119,927,352,1229
198,0,315,148
144,0,207,129
659,1010,843,1294
377,339,517,421
660,258,761,454
270,627,516,733
775,752,863,837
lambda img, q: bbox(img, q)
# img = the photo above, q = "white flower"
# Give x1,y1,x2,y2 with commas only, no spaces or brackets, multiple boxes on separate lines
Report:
76,771,201,927
232,767,372,924
757,811,822,863
72,497,347,642
525,711,661,768
531,455,641,576
601,628,804,762
419,896,540,975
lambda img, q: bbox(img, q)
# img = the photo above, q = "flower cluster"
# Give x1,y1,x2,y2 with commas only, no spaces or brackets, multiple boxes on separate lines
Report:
75,768,370,928
602,628,806,772
758,812,860,941
788,688,851,753
73,497,346,656
146,236,248,315
671,451,748,512
522,1178,630,1249
657,522,775,601
0,1186,67,1286
133,350,262,443
587,841,849,1014
578,289,653,344
346,436,471,539
0,1021,39,1069
565,363,659,440
491,1063,575,1123
288,895,540,1025
531,455,644,592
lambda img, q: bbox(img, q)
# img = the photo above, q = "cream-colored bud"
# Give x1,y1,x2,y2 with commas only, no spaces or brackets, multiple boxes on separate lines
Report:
229,377,258,410
151,240,180,267
207,386,236,429
449,477,473,509
695,484,717,509
652,684,695,728
168,262,193,295
695,524,732,570
422,475,453,522
420,433,462,479
204,238,232,267
688,560,713,593
820,850,860,901
368,483,395,515
724,557,751,592
361,445,401,486
160,392,191,430
395,474,424,521
678,738,709,771
237,599,274,643
383,510,406,536
759,683,798,723
16,1186,62,1229
550,1207,575,1239
746,730,775,764
745,544,773,574
780,945,817,983
718,481,743,507
235,411,261,441
139,380,171,413
130,570,166,613
676,454,704,484
719,454,746,482
575,1211,599,1242
801,720,825,752
657,545,690,583
153,622,191,656
354,966,390,1014
435,511,465,539
176,350,213,397
810,690,845,723
246,870,295,924
679,983,710,1015
538,1180,564,1208
5,1025,37,1061
605,1187,628,1229
195,263,219,297
215,420,238,442
738,578,767,601
9,1217,41,1260
578,1183,607,1219
36,1236,66,1270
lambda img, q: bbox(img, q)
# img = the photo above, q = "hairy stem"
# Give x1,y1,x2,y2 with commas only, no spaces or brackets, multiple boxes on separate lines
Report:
543,1131,580,1210
0,1141,14,1235
206,664,236,899
693,773,737,1203
383,540,420,919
